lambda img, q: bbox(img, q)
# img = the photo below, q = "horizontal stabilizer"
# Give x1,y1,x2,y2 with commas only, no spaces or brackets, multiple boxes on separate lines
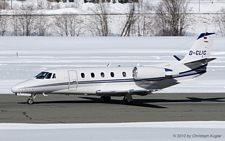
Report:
173,55,184,61
184,58,216,65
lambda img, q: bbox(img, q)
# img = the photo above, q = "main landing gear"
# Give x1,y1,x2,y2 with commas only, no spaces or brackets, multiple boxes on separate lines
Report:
27,94,36,105
101,94,134,104
123,94,133,104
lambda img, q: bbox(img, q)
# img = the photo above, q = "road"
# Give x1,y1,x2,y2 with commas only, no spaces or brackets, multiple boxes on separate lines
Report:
0,93,225,123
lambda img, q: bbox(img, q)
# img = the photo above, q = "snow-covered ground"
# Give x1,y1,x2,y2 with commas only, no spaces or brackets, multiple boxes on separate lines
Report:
0,36,224,94
0,122,225,141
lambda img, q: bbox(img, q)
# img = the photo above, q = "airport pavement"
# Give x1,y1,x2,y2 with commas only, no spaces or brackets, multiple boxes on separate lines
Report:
0,93,225,123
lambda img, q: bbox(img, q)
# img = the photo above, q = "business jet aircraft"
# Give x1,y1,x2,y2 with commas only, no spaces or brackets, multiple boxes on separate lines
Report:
11,32,216,105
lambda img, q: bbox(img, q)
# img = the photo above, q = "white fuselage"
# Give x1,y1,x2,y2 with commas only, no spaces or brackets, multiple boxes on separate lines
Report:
11,63,204,96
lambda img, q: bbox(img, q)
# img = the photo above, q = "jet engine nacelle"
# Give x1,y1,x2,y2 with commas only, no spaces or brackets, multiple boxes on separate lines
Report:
133,66,166,80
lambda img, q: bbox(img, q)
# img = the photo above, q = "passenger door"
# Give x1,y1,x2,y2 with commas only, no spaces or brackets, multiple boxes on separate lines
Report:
68,70,78,91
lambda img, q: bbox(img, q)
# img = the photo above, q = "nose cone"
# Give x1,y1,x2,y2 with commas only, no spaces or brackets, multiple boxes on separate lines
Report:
11,82,26,94
11,85,20,93
11,79,33,94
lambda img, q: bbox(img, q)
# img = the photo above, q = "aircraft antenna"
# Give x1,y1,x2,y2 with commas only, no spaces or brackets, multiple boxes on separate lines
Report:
107,63,111,67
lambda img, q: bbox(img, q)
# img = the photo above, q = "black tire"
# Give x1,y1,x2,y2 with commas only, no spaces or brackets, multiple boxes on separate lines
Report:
123,97,128,104
123,97,133,105
27,99,34,105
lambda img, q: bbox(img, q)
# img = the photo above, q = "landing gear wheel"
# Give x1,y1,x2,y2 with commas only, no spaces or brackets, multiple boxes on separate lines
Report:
27,94,36,105
27,98,34,105
101,96,111,103
123,96,133,105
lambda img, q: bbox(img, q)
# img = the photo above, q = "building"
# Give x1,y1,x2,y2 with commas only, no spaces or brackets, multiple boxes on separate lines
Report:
46,0,138,3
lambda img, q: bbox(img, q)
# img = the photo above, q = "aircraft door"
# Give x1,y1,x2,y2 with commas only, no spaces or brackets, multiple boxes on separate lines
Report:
68,70,78,91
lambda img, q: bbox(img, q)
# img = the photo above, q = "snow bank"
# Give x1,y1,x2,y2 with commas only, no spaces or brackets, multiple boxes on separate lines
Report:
0,122,225,141
1,121,225,129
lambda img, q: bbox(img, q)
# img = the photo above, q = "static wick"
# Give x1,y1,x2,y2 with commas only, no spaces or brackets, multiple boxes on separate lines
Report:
16,52,18,58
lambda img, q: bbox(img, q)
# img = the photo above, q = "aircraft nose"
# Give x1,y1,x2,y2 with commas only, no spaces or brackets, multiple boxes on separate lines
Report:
11,80,32,94
11,85,19,93
11,84,25,94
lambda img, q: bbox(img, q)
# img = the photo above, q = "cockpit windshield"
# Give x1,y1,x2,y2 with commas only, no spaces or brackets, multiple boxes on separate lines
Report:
35,72,56,79
35,72,49,79
45,73,52,79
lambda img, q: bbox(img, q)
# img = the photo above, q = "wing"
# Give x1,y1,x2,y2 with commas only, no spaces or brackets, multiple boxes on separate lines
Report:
96,89,151,96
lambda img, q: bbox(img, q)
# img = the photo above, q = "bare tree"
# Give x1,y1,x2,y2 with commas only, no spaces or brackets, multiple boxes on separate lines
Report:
53,15,70,36
120,3,136,36
214,8,225,37
17,3,36,36
0,9,8,36
9,4,21,36
0,0,9,35
140,14,156,36
68,15,84,36
87,2,110,36
0,0,9,9
155,0,191,36
53,14,84,36
0,16,8,36
134,1,156,36
35,15,52,36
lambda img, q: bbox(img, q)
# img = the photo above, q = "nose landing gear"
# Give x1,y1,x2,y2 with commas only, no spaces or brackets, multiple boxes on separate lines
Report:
27,94,36,105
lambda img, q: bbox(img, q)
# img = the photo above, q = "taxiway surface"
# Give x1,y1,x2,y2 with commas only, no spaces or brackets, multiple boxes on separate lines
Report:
0,93,225,123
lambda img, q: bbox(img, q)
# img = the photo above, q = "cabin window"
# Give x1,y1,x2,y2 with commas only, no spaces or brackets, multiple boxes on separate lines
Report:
91,73,95,78
81,73,85,78
45,73,52,79
110,72,114,77
101,72,105,78
52,73,56,79
122,72,126,77
35,72,49,79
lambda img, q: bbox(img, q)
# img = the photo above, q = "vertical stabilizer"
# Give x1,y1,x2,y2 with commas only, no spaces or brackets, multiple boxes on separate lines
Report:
181,33,215,63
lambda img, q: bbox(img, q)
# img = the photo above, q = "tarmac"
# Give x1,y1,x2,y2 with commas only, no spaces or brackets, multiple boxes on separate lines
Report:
0,93,225,123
